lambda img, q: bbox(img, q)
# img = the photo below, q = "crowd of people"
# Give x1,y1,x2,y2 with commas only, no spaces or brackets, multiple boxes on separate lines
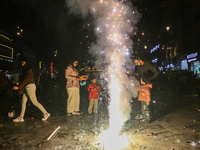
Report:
0,56,162,124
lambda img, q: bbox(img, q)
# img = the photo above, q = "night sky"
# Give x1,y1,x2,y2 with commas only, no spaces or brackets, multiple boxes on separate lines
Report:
0,0,163,66
0,0,93,65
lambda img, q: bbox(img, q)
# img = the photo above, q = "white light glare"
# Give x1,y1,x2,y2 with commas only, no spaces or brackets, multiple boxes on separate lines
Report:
191,141,196,146
166,26,170,30
98,130,129,150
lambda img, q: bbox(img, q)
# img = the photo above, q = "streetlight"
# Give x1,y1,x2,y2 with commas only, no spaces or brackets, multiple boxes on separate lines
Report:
144,45,147,49
54,50,58,57
166,26,170,31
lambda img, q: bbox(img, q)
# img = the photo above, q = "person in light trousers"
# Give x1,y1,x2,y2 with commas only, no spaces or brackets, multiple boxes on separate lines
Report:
65,59,81,116
12,58,50,122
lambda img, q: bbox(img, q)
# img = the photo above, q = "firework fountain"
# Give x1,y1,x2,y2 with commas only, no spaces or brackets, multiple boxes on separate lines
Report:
66,0,140,149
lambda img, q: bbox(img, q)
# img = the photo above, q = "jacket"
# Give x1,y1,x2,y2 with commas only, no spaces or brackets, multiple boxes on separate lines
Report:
87,83,101,99
137,61,159,80
135,83,152,105
18,68,35,90
65,65,80,88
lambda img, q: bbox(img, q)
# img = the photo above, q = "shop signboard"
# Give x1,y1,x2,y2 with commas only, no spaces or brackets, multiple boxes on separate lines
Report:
187,52,198,63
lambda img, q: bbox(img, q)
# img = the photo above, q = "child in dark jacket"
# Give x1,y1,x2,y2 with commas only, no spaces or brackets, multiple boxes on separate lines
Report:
87,77,101,114
135,77,152,123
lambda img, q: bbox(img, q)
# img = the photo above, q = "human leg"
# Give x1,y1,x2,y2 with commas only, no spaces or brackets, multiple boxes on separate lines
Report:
141,101,150,123
13,91,27,122
93,99,98,113
88,99,94,114
74,87,80,112
19,92,28,118
26,84,48,115
67,87,75,114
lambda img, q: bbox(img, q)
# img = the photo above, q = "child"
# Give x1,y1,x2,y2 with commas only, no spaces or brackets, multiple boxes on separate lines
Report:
87,77,101,114
135,77,152,123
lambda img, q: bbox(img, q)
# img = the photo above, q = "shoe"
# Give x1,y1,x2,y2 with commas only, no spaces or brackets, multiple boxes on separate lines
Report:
135,115,140,119
135,115,143,120
13,117,24,122
42,113,50,121
67,113,72,116
139,115,144,119
72,112,81,115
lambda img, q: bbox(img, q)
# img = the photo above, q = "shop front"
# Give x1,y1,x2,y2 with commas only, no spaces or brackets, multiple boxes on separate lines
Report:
187,52,200,77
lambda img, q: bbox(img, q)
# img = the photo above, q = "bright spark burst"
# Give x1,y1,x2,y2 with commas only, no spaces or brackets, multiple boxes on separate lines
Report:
97,130,129,150
66,0,140,149
91,0,138,149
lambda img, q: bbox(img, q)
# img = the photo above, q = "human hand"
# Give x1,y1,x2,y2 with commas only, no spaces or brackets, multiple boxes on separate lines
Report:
91,88,96,91
12,86,19,90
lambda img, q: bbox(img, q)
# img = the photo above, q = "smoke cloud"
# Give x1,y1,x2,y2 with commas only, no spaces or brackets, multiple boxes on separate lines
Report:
66,0,141,126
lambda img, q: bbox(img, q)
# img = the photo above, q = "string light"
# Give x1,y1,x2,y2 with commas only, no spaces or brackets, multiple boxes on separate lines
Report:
0,34,13,41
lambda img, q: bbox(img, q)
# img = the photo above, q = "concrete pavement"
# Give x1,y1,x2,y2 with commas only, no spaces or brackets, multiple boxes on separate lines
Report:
1,92,200,149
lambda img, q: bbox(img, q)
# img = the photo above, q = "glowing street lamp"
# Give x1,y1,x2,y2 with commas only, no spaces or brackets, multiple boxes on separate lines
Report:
166,26,170,31
144,45,147,49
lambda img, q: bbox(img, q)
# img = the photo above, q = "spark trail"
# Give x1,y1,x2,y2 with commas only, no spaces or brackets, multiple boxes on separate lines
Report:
66,0,140,149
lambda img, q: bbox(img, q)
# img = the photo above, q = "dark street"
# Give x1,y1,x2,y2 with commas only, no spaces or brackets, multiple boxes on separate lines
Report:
1,84,200,150
1,0,200,150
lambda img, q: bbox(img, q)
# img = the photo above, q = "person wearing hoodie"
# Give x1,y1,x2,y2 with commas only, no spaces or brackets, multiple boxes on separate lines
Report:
134,58,159,81
135,77,152,123
12,58,50,122
65,59,81,116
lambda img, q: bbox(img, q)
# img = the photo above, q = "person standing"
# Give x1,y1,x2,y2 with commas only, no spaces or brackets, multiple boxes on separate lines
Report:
134,57,159,102
87,77,101,114
65,60,81,116
12,58,50,122
135,77,152,123
134,57,159,81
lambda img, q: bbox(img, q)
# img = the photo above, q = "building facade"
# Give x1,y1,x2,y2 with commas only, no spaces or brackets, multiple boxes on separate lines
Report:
156,0,200,76
0,30,14,71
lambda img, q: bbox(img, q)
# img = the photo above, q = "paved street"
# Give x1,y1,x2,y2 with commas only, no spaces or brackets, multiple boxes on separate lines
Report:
1,89,200,150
